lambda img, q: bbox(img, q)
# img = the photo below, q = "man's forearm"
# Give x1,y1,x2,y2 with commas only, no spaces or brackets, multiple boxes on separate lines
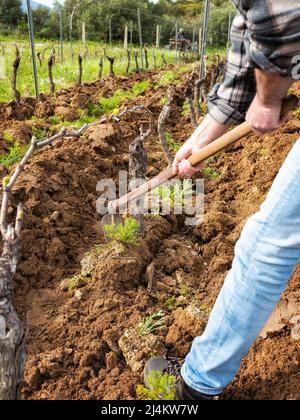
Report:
255,69,294,106
188,115,229,148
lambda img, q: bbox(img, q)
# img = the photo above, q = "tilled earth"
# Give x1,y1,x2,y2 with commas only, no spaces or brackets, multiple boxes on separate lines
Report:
0,66,299,400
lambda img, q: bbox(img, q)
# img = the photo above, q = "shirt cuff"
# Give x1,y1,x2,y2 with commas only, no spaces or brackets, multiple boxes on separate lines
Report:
207,84,247,126
248,44,293,77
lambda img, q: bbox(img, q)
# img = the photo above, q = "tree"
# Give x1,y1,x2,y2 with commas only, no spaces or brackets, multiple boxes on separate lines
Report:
0,0,23,27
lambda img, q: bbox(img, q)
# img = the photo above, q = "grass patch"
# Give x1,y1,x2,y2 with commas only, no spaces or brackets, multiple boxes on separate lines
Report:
3,131,16,144
104,217,140,245
99,80,151,114
47,115,61,125
137,311,165,336
32,125,49,140
165,132,180,153
202,167,223,180
0,143,28,167
165,295,178,311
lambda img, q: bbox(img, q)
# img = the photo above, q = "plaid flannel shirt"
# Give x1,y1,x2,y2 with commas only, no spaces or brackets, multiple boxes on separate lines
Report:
208,0,300,125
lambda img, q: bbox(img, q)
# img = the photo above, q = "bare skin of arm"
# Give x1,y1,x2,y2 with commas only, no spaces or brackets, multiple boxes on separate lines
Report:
173,70,294,178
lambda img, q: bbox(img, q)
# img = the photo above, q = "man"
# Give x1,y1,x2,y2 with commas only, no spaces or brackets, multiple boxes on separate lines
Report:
145,0,300,400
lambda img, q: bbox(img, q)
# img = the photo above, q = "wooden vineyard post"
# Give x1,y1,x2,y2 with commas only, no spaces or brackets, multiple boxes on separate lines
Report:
109,19,112,46
124,25,128,51
175,21,178,64
156,25,160,49
137,8,144,69
130,20,133,46
82,22,86,48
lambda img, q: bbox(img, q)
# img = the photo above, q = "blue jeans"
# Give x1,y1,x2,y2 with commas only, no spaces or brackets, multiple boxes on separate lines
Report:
181,137,300,396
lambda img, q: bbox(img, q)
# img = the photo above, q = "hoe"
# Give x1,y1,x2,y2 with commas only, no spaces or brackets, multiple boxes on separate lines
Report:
102,94,299,238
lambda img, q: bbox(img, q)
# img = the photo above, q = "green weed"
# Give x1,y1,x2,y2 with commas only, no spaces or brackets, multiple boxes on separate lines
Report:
181,100,190,117
3,131,15,144
136,371,176,400
69,109,98,128
67,272,89,292
165,132,180,153
32,126,49,140
0,143,28,167
137,311,165,336
104,217,140,245
202,167,222,179
180,283,190,297
47,115,61,125
165,295,178,311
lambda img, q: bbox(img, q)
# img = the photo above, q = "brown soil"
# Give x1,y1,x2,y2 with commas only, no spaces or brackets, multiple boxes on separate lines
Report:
0,66,299,400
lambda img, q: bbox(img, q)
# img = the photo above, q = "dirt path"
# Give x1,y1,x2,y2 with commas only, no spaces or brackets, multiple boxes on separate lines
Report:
0,68,299,400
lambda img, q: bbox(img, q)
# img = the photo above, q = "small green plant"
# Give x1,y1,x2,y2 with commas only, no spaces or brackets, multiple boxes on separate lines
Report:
32,126,49,140
70,109,99,128
99,89,125,114
181,100,190,117
3,131,16,144
137,310,165,336
202,167,223,180
180,283,190,297
0,143,28,168
131,80,150,96
152,180,193,213
199,303,211,312
48,115,61,125
104,217,140,245
68,272,89,291
165,132,180,153
160,96,169,106
87,102,103,118
136,371,176,400
165,295,178,311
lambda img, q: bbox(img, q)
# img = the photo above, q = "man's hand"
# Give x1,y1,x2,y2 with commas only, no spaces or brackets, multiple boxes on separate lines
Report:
246,94,288,136
172,140,206,179
246,69,293,136
172,115,229,178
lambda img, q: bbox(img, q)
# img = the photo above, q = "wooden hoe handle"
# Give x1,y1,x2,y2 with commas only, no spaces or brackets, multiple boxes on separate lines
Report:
188,94,298,167
109,94,299,213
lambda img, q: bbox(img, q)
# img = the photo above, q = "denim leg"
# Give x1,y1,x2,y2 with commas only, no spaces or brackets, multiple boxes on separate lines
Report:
182,137,300,396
